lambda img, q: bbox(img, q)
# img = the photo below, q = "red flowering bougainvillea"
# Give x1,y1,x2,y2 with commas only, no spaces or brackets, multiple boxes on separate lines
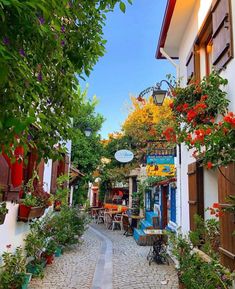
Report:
162,72,235,168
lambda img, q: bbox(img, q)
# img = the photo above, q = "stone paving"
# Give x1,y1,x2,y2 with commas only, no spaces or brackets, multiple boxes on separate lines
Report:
29,222,178,289
29,228,102,289
91,223,178,289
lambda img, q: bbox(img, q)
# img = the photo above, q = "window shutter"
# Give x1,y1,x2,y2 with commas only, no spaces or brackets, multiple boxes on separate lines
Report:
37,159,44,187
186,45,200,84
50,160,58,194
188,162,204,231
63,154,70,189
212,0,233,70
0,154,10,197
218,163,235,270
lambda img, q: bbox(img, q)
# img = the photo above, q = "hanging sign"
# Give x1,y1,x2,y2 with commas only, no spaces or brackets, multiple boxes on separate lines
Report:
114,149,134,163
146,164,176,177
146,155,175,177
147,155,174,165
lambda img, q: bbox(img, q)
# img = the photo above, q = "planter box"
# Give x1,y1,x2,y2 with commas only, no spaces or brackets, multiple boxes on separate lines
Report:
18,204,45,222
26,260,46,277
0,213,6,225
21,273,32,289
55,247,63,257
45,254,54,265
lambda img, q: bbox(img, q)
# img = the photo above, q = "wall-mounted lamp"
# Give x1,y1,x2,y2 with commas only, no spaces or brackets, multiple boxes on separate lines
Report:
138,79,174,106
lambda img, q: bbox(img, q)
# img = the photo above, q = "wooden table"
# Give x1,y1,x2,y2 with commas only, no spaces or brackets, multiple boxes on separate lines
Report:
145,229,169,265
123,214,144,236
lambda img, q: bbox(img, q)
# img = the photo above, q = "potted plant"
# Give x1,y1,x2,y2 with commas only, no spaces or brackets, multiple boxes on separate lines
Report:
0,246,31,289
54,174,69,211
43,239,57,265
24,221,46,278
0,201,8,225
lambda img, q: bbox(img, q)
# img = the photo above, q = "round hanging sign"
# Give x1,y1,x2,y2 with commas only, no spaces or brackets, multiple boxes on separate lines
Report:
114,149,134,163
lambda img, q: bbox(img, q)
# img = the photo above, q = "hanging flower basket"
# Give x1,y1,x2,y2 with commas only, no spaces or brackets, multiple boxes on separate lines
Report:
17,204,45,222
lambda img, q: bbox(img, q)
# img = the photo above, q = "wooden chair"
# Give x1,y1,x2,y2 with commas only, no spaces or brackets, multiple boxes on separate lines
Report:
112,214,123,231
96,209,105,224
104,212,113,229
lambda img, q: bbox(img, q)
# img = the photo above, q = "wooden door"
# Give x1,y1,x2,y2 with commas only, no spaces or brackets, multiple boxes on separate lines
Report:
218,163,235,270
188,162,204,231
161,185,168,229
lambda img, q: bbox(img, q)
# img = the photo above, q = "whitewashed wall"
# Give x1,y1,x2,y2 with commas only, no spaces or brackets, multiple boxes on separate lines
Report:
204,169,218,220
0,140,72,258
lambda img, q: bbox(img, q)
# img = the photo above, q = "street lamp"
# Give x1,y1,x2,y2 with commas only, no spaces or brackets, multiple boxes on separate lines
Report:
138,79,174,106
84,127,92,137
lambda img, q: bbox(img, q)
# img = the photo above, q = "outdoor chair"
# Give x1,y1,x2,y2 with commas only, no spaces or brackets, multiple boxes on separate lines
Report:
104,212,113,229
112,214,123,231
96,210,105,224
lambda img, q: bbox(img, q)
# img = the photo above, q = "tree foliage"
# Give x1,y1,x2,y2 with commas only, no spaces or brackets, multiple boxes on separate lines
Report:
0,0,131,160
71,88,104,176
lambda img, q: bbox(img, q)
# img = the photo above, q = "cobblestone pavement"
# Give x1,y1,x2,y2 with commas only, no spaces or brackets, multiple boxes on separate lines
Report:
29,223,178,289
91,223,178,289
29,228,101,289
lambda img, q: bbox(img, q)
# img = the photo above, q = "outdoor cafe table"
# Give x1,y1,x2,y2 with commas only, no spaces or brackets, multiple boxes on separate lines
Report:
123,214,144,236
144,229,168,264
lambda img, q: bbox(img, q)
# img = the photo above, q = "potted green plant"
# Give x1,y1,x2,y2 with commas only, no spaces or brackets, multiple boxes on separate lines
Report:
54,174,69,211
0,201,8,225
0,246,31,289
43,239,57,265
18,172,52,222
24,222,46,278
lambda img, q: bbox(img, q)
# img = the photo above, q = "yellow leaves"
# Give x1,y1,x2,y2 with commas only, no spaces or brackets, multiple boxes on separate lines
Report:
122,95,173,141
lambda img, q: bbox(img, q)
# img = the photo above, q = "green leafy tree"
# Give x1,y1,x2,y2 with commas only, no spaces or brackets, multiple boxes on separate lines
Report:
71,89,104,204
0,0,132,160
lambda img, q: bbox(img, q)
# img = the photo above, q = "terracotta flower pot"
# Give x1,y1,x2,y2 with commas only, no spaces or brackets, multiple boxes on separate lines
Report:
18,204,45,222
45,254,54,265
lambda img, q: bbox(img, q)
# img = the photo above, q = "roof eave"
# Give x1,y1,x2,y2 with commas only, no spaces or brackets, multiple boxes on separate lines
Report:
156,0,177,59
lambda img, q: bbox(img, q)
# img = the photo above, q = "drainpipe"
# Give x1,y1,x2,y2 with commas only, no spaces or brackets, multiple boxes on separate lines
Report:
160,47,180,81
159,47,182,229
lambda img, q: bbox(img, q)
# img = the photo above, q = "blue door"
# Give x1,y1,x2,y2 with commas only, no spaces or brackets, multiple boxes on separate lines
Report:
170,186,176,223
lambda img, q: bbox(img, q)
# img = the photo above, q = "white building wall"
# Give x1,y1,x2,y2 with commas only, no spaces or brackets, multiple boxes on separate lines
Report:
0,203,29,256
0,140,72,258
43,159,52,193
204,169,218,220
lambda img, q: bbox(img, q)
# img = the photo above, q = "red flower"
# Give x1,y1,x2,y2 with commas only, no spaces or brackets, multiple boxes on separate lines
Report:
212,202,219,209
183,103,189,110
169,102,174,109
187,110,197,122
207,162,213,169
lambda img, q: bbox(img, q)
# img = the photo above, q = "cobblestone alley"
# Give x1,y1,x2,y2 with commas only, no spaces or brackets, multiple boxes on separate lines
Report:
30,223,178,289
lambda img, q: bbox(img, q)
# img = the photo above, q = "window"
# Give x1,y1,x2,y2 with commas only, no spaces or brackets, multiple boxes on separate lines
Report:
186,0,233,81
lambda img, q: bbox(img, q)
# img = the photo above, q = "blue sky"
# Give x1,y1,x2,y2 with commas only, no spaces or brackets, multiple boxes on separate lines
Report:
81,0,175,138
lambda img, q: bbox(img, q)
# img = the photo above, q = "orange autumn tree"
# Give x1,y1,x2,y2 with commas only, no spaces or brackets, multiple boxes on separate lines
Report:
122,95,174,161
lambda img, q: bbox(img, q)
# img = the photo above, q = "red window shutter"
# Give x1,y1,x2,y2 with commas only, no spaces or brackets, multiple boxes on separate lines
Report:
25,150,38,182
188,162,204,231
212,0,233,70
218,163,235,270
50,160,58,194
186,45,200,84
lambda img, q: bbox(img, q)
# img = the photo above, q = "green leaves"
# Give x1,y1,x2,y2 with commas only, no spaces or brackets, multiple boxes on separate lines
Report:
119,2,126,13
